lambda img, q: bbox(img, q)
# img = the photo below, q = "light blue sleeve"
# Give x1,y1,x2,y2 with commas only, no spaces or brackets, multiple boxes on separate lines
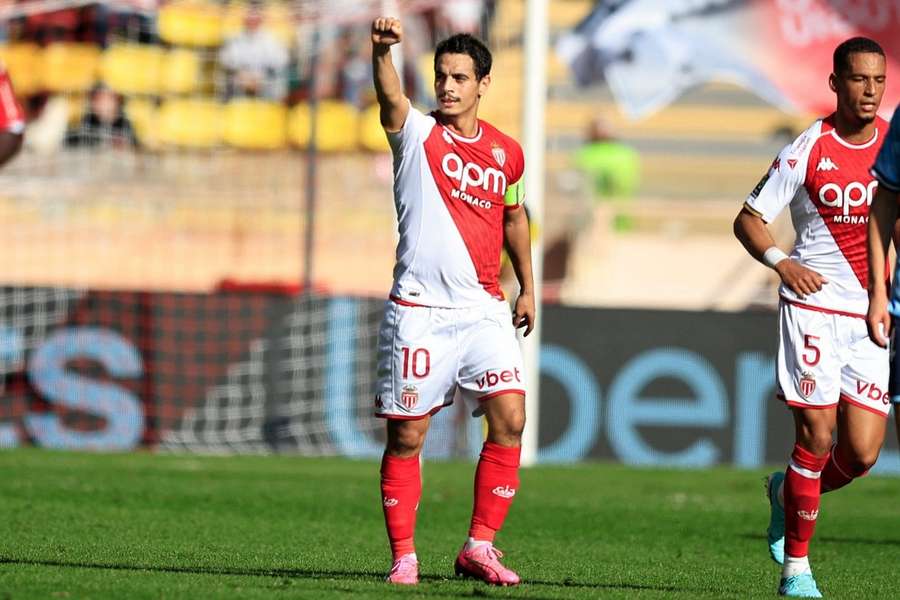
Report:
873,105,900,192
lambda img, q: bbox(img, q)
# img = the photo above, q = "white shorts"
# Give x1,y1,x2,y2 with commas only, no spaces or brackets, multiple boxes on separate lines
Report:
374,298,526,420
777,300,889,416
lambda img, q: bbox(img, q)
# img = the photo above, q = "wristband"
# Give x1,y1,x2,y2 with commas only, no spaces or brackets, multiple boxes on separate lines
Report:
762,246,789,269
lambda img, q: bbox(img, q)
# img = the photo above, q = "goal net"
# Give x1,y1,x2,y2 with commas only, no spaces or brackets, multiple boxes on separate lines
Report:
0,0,523,457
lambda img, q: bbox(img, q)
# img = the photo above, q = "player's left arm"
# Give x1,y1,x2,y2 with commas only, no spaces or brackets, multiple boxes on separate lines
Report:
503,177,535,336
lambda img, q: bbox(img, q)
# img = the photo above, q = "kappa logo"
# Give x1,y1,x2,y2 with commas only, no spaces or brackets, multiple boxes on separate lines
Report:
400,384,419,409
799,371,816,399
816,156,838,172
491,485,516,499
786,158,798,169
442,129,455,145
374,394,384,409
797,509,819,521
383,497,399,508
771,158,781,172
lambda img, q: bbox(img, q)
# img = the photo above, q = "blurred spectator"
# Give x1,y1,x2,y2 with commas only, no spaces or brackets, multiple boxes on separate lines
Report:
219,1,289,101
65,84,137,149
574,118,640,197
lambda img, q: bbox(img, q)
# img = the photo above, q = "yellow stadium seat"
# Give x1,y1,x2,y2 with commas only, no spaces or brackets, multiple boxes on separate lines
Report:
0,43,41,96
223,99,286,149
40,43,101,93
101,44,163,95
158,1,224,48
288,101,359,152
359,104,390,152
158,98,222,148
124,98,159,148
161,49,201,95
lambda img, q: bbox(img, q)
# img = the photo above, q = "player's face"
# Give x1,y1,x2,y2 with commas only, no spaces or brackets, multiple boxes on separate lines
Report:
434,53,490,118
830,52,886,125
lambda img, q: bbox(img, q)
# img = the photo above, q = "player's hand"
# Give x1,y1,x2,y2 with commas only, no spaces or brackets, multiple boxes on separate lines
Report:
513,292,535,337
372,17,403,47
774,259,828,300
866,293,892,348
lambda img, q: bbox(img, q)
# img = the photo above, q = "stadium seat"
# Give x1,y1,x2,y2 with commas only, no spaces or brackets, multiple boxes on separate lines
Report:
158,98,222,148
287,101,359,152
158,1,224,48
359,104,390,152
161,49,201,95
0,43,41,97
101,44,164,96
40,43,101,93
124,98,160,148
223,99,286,150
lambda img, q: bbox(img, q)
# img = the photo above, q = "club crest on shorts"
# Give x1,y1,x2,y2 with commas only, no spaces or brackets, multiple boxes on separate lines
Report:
799,371,816,399
491,143,506,167
400,385,419,409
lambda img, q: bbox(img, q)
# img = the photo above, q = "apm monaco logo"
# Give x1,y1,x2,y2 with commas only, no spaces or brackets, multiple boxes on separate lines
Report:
383,497,399,508
816,156,839,172
491,485,516,499
491,143,506,167
799,371,816,399
400,384,419,409
797,509,819,521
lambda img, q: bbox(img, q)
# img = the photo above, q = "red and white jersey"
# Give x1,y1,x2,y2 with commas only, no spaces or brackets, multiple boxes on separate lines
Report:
745,114,888,317
0,68,24,134
387,103,525,308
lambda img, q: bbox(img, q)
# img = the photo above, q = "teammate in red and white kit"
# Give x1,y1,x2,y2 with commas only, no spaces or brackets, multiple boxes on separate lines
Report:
734,37,888,598
0,64,25,167
371,17,534,586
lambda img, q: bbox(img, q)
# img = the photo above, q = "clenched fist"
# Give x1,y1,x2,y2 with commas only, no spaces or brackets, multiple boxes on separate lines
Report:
372,17,402,46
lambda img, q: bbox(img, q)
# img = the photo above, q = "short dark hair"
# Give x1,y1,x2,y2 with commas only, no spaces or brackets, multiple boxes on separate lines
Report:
434,33,492,80
833,37,885,75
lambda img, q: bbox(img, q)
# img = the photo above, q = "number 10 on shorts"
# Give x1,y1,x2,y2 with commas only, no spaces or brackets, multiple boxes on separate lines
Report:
401,347,431,379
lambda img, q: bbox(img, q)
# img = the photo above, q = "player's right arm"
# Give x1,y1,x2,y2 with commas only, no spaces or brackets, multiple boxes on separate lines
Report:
734,135,827,299
371,17,409,133
733,208,827,299
867,106,900,347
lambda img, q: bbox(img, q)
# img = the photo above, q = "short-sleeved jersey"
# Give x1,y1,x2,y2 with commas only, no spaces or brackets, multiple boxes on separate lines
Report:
0,68,25,134
745,114,888,317
386,103,525,308
871,105,900,315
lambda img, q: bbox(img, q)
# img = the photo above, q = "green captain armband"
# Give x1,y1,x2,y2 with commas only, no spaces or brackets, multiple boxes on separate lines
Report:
504,179,525,207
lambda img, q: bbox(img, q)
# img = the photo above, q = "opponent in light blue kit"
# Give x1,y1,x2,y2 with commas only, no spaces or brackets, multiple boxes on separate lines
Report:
866,103,900,454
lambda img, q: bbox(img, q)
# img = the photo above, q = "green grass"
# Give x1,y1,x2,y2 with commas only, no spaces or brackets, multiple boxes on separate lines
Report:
1,450,898,599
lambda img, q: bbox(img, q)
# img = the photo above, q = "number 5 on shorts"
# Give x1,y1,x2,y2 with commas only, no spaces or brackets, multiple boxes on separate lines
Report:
803,335,821,367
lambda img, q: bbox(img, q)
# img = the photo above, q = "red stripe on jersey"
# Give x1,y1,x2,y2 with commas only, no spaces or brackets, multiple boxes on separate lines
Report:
420,121,522,301
779,296,866,320
805,116,886,289
0,70,24,131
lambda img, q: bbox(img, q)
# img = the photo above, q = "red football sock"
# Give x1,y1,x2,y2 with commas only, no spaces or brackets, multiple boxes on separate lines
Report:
381,453,421,560
820,446,866,493
468,442,521,542
783,444,829,558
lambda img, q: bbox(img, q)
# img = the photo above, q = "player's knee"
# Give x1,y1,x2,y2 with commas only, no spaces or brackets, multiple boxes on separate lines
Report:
846,450,879,476
386,421,427,456
798,432,833,457
489,412,525,446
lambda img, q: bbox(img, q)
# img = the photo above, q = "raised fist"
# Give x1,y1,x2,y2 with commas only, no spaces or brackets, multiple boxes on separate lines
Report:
372,17,402,46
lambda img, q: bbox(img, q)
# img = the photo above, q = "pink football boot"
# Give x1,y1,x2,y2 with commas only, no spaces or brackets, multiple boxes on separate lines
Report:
454,543,520,586
385,553,419,585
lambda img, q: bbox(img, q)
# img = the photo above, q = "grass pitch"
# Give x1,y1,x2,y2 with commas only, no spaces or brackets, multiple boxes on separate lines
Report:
1,449,897,599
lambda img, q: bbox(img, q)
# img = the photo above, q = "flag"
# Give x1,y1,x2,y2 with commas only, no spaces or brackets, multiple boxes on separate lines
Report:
556,0,900,119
